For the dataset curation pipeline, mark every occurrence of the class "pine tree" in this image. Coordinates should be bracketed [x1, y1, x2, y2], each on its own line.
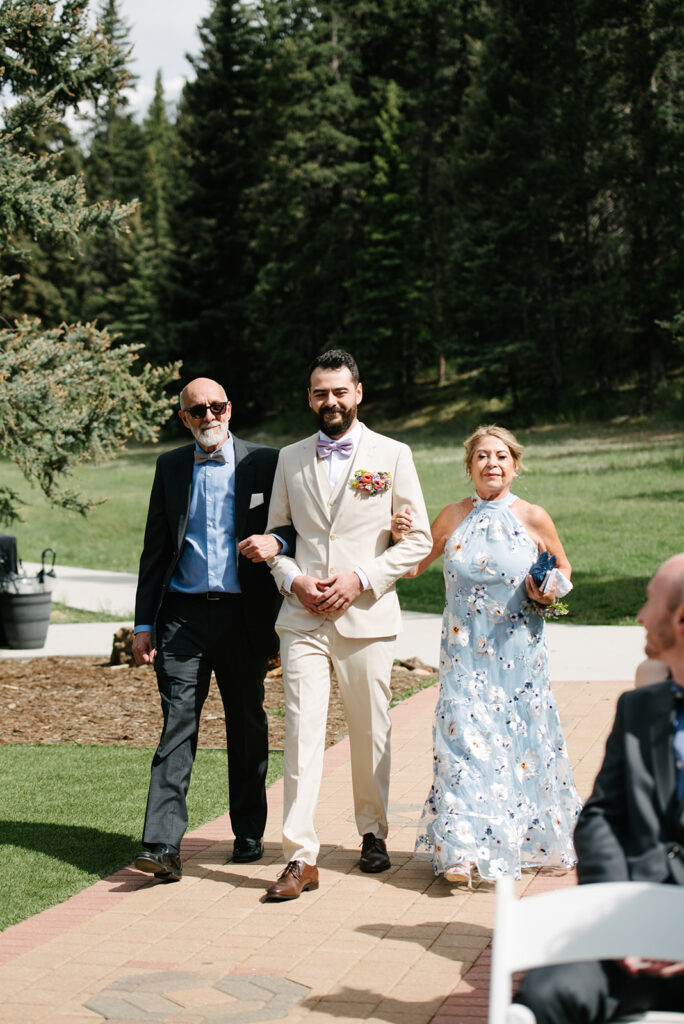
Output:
[243, 0, 365, 401]
[141, 71, 175, 257]
[78, 0, 145, 330]
[1, 119, 84, 326]
[611, 0, 684, 397]
[112, 71, 177, 359]
[168, 0, 267, 414]
[450, 0, 684, 414]
[343, 80, 426, 401]
[345, 0, 481, 381]
[0, 0, 178, 524]
[452, 0, 604, 414]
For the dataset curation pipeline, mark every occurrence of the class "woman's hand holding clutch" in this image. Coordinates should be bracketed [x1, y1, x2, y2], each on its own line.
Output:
[525, 572, 557, 605]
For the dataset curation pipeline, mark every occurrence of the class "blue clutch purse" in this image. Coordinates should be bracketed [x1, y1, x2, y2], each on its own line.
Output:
[529, 550, 556, 585]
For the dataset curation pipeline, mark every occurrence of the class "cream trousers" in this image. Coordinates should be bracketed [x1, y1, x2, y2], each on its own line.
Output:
[278, 620, 395, 865]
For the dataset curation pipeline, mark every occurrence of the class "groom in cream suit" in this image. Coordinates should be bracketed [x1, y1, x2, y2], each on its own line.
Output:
[264, 350, 431, 899]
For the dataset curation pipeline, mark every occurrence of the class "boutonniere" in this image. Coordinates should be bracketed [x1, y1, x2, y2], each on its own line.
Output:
[350, 470, 392, 495]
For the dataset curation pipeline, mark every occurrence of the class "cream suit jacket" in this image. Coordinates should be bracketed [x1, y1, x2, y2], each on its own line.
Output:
[266, 423, 431, 639]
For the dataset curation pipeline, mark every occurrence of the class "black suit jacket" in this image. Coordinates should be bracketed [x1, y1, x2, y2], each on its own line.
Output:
[134, 435, 293, 658]
[574, 680, 684, 886]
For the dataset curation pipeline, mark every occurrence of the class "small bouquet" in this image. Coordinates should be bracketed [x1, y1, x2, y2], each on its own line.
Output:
[538, 599, 569, 620]
[350, 469, 392, 495]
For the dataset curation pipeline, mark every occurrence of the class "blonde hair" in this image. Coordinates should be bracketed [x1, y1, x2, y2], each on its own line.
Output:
[463, 424, 526, 473]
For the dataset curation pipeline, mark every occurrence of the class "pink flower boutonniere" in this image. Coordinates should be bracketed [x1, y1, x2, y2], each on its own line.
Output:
[350, 470, 392, 496]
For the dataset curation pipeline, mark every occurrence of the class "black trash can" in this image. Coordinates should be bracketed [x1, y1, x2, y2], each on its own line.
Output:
[0, 548, 56, 650]
[0, 590, 52, 648]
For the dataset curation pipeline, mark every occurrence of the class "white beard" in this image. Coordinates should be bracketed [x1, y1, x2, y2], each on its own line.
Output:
[191, 421, 228, 450]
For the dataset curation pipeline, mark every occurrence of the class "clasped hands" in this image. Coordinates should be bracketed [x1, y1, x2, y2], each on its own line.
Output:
[291, 572, 362, 615]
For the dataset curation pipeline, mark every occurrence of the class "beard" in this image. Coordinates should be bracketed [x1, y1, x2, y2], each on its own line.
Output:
[644, 623, 675, 660]
[315, 404, 356, 438]
[190, 420, 228, 450]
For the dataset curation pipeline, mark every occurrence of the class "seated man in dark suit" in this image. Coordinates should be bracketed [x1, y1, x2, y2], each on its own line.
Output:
[515, 552, 684, 1023]
[131, 378, 293, 881]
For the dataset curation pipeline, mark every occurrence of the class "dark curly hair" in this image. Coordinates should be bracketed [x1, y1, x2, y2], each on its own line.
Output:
[308, 349, 360, 385]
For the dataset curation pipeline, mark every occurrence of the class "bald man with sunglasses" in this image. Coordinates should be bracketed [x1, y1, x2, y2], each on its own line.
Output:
[132, 378, 293, 881]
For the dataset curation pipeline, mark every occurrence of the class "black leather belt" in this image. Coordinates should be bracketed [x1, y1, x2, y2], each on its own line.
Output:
[169, 591, 240, 601]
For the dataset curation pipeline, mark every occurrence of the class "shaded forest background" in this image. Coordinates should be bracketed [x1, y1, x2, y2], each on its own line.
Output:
[3, 0, 684, 432]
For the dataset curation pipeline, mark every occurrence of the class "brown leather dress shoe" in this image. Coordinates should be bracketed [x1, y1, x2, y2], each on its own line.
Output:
[359, 833, 391, 873]
[266, 860, 319, 900]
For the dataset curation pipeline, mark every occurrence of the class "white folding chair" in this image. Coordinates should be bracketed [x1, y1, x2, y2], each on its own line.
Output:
[489, 876, 684, 1024]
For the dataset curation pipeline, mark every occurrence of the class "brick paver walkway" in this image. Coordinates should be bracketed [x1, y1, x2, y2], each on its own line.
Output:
[0, 677, 627, 1024]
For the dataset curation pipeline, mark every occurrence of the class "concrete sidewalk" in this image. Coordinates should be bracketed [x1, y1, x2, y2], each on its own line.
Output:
[22, 563, 138, 618]
[0, 671, 627, 1024]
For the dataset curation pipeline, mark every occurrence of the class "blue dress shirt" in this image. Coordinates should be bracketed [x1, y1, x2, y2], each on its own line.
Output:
[134, 438, 237, 634]
[170, 438, 240, 595]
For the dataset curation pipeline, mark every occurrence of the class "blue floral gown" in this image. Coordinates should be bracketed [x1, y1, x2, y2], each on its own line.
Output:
[414, 493, 581, 881]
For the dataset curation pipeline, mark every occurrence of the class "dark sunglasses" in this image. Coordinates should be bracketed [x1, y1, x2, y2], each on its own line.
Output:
[183, 401, 228, 419]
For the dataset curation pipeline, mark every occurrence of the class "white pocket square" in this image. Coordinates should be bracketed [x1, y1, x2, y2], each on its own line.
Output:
[249, 492, 264, 509]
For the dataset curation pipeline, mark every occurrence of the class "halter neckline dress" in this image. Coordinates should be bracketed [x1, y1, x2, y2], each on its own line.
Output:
[414, 492, 581, 880]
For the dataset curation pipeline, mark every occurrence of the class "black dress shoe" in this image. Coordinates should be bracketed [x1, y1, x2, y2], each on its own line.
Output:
[133, 845, 182, 882]
[359, 833, 391, 873]
[231, 836, 264, 863]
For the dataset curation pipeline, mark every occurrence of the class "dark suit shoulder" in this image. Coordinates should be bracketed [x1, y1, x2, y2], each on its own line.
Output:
[618, 680, 673, 714]
[154, 443, 195, 470]
[234, 434, 276, 450]
[233, 436, 281, 470]
[236, 438, 279, 456]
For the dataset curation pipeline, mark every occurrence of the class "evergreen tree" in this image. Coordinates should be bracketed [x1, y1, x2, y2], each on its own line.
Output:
[347, 0, 483, 380]
[168, 0, 267, 414]
[141, 71, 175, 257]
[83, 0, 144, 206]
[343, 80, 426, 400]
[0, 0, 178, 524]
[113, 71, 177, 359]
[1, 120, 84, 326]
[78, 0, 146, 330]
[244, 0, 479, 395]
[452, 0, 601, 414]
[610, 0, 684, 397]
[243, 0, 365, 401]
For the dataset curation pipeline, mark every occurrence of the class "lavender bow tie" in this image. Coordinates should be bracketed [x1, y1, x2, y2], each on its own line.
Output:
[194, 448, 226, 465]
[316, 436, 354, 459]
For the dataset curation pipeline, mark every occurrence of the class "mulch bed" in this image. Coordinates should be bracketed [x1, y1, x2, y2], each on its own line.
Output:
[0, 654, 437, 749]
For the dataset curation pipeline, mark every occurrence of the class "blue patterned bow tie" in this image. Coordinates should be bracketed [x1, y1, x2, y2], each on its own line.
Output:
[316, 436, 354, 459]
[194, 448, 226, 465]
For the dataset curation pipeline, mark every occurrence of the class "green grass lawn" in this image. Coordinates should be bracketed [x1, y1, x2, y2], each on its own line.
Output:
[0, 745, 284, 932]
[2, 420, 682, 624]
[1, 444, 172, 574]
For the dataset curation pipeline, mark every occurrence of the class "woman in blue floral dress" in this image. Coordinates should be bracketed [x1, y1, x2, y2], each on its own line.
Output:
[394, 425, 581, 883]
